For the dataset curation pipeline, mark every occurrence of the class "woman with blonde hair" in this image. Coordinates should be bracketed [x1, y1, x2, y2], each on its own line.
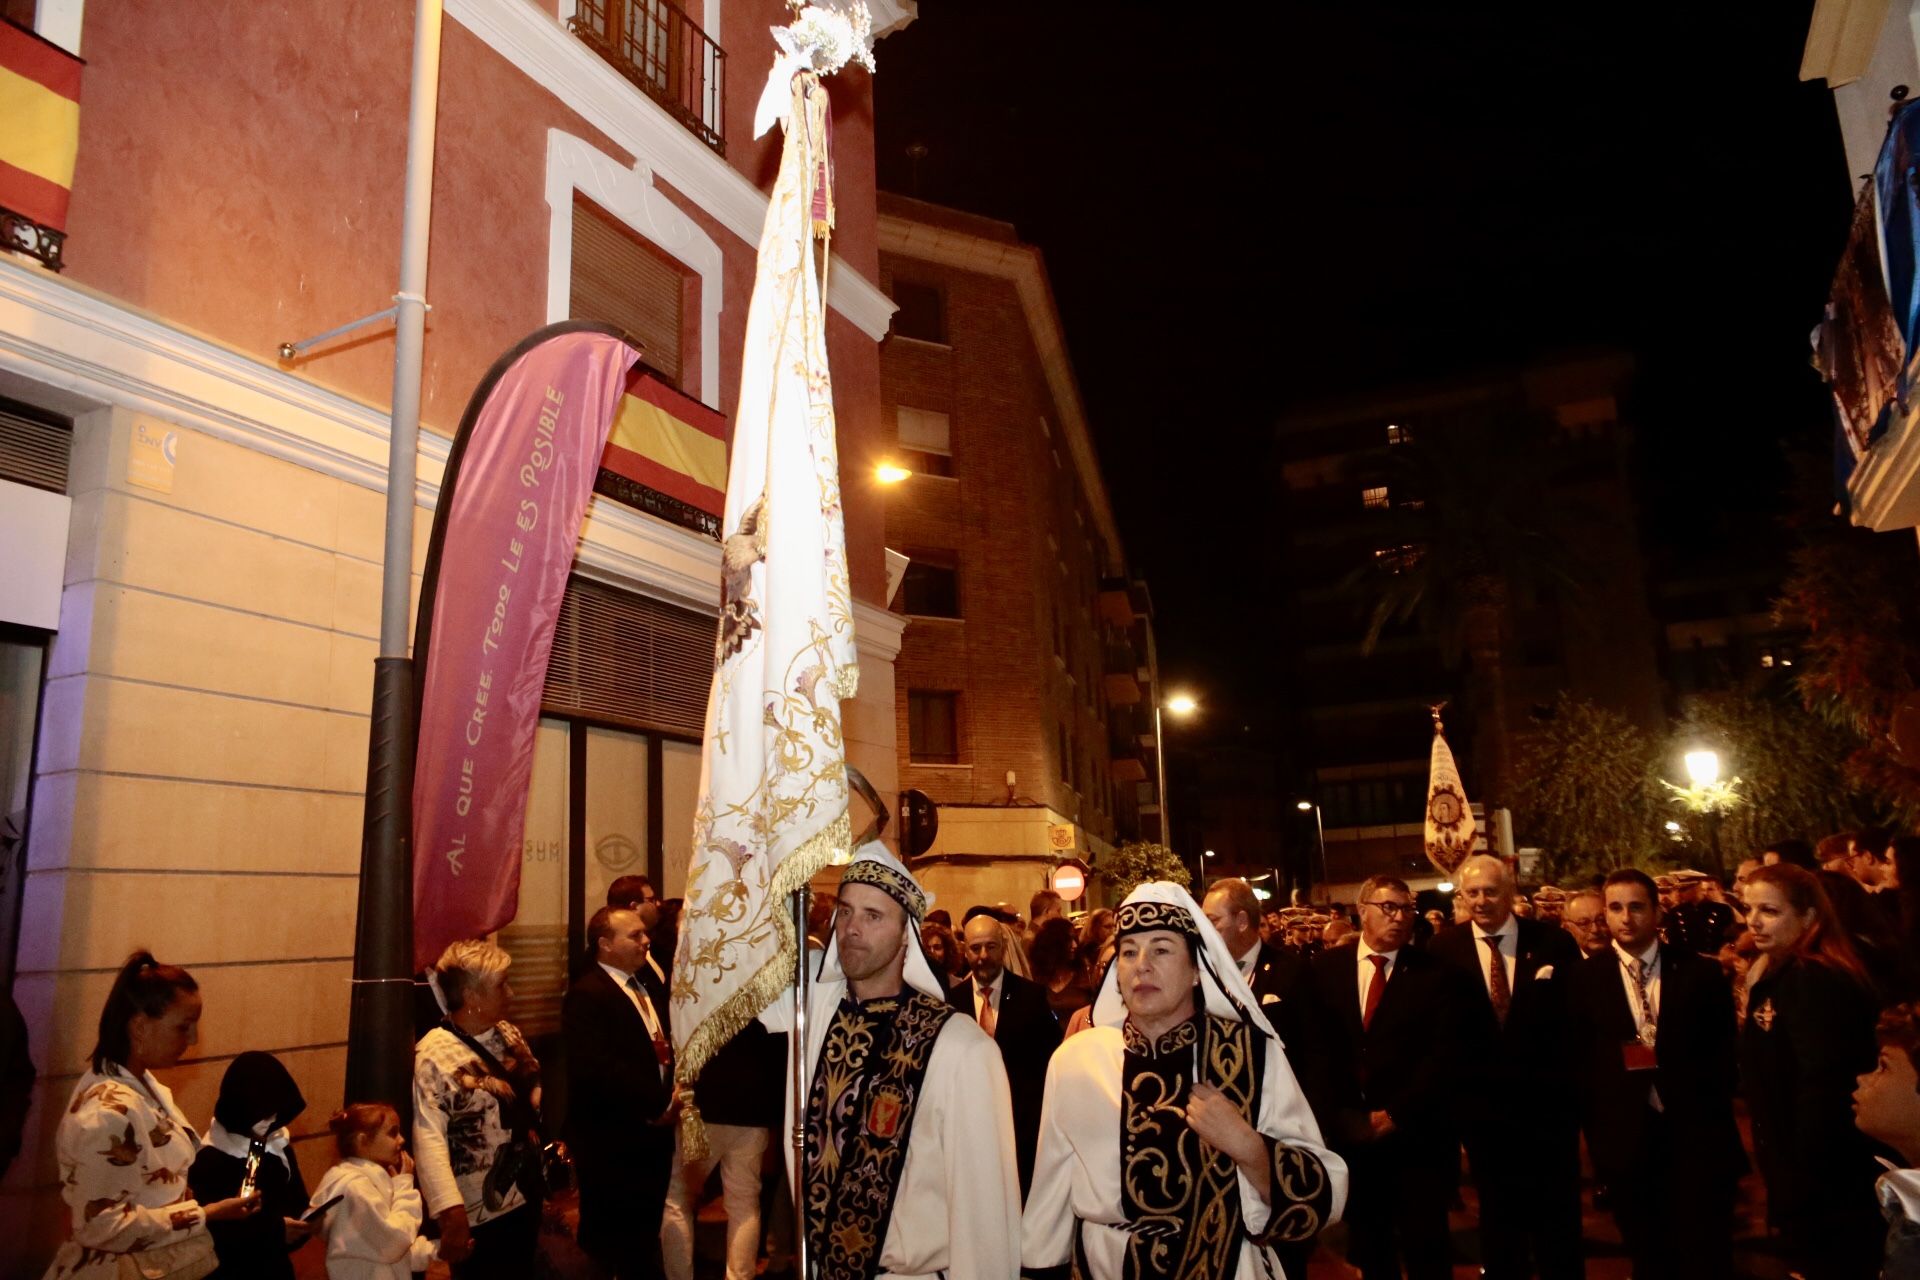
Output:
[1740, 863, 1881, 1279]
[413, 939, 543, 1278]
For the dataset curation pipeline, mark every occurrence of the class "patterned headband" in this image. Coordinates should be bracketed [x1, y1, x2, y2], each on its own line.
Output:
[1115, 900, 1200, 940]
[840, 859, 928, 921]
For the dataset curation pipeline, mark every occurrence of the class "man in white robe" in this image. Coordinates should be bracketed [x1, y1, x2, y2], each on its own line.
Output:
[1022, 883, 1349, 1280]
[787, 843, 1022, 1280]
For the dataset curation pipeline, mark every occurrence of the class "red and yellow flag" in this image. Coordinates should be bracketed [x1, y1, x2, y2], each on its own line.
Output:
[0, 21, 82, 232]
[603, 369, 728, 518]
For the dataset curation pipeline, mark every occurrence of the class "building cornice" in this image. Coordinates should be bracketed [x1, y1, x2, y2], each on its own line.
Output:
[0, 257, 905, 661]
[445, 0, 895, 341]
[876, 211, 1124, 571]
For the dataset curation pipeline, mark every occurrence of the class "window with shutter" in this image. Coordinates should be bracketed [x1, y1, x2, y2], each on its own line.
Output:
[542, 575, 711, 738]
[570, 197, 686, 390]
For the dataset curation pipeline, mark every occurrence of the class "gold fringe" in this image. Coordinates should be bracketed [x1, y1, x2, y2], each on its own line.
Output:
[678, 1096, 709, 1162]
[674, 809, 851, 1153]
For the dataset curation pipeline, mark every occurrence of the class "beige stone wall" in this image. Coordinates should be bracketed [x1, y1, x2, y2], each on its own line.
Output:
[3, 407, 430, 1266]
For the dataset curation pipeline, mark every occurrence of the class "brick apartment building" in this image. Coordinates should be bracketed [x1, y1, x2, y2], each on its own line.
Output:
[1273, 353, 1665, 894]
[874, 194, 1160, 914]
[0, 1, 912, 1268]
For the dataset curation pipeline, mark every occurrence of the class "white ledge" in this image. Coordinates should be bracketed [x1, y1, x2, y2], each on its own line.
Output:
[0, 257, 905, 653]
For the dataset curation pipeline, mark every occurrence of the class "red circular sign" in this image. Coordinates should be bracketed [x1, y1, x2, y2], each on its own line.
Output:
[1050, 861, 1087, 902]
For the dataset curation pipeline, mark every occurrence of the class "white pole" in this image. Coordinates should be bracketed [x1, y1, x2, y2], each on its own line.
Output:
[382, 0, 441, 654]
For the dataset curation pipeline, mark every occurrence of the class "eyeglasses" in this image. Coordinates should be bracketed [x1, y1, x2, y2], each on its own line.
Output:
[1361, 900, 1413, 919]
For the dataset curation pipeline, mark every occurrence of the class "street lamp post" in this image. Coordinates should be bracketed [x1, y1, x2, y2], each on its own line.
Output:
[1683, 748, 1725, 876]
[1153, 693, 1198, 873]
[1296, 799, 1325, 902]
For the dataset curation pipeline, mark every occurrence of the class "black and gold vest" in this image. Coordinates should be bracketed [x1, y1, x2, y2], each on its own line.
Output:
[1118, 1013, 1333, 1280]
[804, 989, 956, 1280]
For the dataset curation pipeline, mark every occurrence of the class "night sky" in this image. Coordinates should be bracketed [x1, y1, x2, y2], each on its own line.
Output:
[872, 2, 1854, 741]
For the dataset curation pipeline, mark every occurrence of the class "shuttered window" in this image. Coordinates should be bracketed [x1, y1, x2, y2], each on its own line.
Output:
[570, 198, 685, 390]
[542, 575, 712, 738]
[0, 400, 71, 494]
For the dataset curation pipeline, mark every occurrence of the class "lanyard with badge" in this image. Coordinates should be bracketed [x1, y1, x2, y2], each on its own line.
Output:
[1620, 953, 1658, 1072]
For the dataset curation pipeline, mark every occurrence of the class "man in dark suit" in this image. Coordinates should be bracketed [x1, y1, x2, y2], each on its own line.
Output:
[1429, 854, 1584, 1280]
[1310, 875, 1468, 1280]
[1569, 868, 1742, 1279]
[951, 912, 1060, 1195]
[564, 906, 679, 1279]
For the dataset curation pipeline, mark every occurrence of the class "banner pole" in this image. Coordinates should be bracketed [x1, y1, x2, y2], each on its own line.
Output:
[345, 0, 441, 1116]
[792, 885, 813, 1280]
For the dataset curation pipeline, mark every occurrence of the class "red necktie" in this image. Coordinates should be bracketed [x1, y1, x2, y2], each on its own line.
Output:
[1482, 934, 1511, 1025]
[1362, 954, 1388, 1030]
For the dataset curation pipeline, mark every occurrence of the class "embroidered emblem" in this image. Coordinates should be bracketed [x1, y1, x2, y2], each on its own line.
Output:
[863, 1088, 903, 1140]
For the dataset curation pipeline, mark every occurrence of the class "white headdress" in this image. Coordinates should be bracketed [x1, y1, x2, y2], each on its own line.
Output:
[798, 842, 945, 1072]
[1090, 881, 1279, 1043]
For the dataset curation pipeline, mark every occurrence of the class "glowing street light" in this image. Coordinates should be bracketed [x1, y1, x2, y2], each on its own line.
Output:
[1153, 693, 1200, 868]
[1203, 849, 1216, 859]
[1683, 749, 1721, 788]
[1295, 799, 1313, 812]
[875, 461, 913, 485]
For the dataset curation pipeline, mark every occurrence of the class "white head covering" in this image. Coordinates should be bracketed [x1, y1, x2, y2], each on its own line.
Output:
[800, 842, 947, 1081]
[1091, 881, 1279, 1044]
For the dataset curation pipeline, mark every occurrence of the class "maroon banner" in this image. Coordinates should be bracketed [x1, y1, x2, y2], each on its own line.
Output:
[412, 325, 640, 969]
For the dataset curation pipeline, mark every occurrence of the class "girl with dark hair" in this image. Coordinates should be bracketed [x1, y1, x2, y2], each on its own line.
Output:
[1739, 864, 1883, 1279]
[43, 951, 261, 1280]
[187, 1052, 316, 1278]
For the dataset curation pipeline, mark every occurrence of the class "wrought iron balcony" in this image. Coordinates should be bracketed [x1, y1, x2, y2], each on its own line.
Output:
[571, 0, 726, 155]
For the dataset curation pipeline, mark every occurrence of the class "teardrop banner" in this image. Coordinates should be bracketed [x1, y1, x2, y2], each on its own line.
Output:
[410, 322, 641, 970]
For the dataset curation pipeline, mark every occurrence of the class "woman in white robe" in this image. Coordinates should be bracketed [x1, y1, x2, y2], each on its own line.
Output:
[1021, 884, 1348, 1280]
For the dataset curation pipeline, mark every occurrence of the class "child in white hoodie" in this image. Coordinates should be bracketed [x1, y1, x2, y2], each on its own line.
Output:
[309, 1102, 438, 1280]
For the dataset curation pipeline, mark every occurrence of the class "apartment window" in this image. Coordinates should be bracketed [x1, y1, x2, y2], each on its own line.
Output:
[1386, 422, 1408, 445]
[909, 691, 961, 764]
[900, 554, 960, 619]
[896, 405, 954, 478]
[891, 280, 946, 343]
[1361, 485, 1389, 510]
[571, 197, 689, 389]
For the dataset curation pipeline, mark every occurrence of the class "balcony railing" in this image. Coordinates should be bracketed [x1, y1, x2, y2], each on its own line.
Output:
[571, 0, 726, 155]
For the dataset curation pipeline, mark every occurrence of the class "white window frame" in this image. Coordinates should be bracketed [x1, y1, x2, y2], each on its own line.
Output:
[544, 129, 722, 404]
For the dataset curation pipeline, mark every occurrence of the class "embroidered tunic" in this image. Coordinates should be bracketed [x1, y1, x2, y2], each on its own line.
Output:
[799, 991, 1022, 1279]
[1022, 1016, 1347, 1280]
[43, 1066, 209, 1280]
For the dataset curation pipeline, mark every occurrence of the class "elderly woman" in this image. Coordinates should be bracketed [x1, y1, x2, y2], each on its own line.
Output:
[413, 940, 543, 1279]
[44, 951, 261, 1280]
[1022, 884, 1347, 1279]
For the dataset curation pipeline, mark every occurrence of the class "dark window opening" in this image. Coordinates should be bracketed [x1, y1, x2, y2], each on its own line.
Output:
[909, 691, 961, 764]
[891, 280, 946, 344]
[900, 557, 960, 619]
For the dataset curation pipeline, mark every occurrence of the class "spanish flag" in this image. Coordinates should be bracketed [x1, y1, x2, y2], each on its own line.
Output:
[604, 368, 728, 519]
[0, 20, 81, 233]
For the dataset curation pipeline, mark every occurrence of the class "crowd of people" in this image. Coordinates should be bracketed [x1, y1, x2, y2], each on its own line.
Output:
[33, 831, 1920, 1280]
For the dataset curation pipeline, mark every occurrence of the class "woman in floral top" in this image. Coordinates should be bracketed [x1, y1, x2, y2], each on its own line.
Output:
[43, 951, 262, 1280]
[413, 939, 542, 1278]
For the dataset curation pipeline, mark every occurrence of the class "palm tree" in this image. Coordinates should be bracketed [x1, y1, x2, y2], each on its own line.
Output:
[1348, 413, 1594, 808]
